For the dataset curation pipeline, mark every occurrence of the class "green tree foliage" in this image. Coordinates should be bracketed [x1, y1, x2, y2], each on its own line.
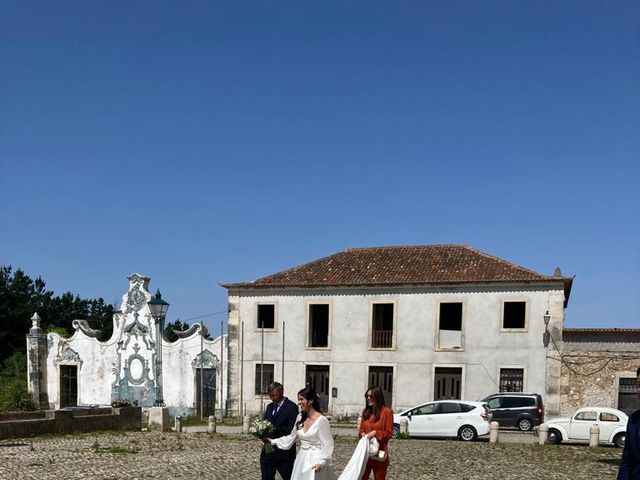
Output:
[164, 319, 213, 342]
[164, 319, 191, 342]
[0, 266, 116, 364]
[0, 352, 36, 411]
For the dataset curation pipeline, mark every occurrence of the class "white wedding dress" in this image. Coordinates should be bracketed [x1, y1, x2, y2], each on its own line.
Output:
[270, 414, 337, 480]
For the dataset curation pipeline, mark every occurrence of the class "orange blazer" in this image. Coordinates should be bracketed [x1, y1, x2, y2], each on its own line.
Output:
[358, 405, 393, 451]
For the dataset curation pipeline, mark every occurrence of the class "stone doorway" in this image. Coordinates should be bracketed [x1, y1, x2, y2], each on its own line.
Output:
[368, 366, 393, 406]
[434, 367, 462, 400]
[60, 365, 78, 408]
[306, 365, 330, 412]
[195, 368, 216, 417]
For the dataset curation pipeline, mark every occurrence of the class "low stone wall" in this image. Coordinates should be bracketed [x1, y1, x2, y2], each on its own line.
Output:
[0, 407, 141, 440]
[558, 351, 638, 414]
[0, 411, 47, 422]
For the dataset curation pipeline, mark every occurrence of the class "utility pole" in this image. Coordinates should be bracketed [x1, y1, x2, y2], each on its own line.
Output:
[220, 319, 224, 418]
[200, 320, 204, 419]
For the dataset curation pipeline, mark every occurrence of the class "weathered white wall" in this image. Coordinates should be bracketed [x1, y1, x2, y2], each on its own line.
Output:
[227, 283, 567, 417]
[40, 274, 228, 417]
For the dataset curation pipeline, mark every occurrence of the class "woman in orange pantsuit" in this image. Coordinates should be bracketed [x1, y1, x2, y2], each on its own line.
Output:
[358, 386, 393, 480]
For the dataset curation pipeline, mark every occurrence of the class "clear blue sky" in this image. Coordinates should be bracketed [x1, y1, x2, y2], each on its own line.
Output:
[1, 1, 638, 337]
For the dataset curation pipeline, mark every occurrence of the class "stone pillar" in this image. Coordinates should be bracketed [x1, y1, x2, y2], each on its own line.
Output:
[489, 421, 500, 443]
[242, 414, 250, 434]
[26, 313, 49, 409]
[589, 425, 600, 447]
[544, 291, 565, 418]
[148, 406, 170, 431]
[400, 417, 408, 435]
[226, 295, 241, 416]
[538, 423, 548, 445]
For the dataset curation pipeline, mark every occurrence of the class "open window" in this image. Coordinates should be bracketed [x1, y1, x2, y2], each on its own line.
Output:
[437, 302, 463, 349]
[502, 301, 526, 330]
[371, 303, 394, 349]
[257, 304, 275, 329]
[308, 304, 329, 348]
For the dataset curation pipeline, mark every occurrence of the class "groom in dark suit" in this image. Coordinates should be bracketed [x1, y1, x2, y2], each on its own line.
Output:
[618, 367, 640, 480]
[261, 382, 299, 480]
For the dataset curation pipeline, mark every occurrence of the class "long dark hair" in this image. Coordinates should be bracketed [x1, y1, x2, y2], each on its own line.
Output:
[296, 387, 322, 429]
[362, 386, 386, 421]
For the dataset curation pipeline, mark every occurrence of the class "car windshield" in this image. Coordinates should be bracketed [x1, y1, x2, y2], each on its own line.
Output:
[574, 411, 598, 421]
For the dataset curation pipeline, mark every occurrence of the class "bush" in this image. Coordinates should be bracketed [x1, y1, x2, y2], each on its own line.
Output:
[0, 352, 37, 412]
[0, 378, 37, 411]
[45, 325, 70, 337]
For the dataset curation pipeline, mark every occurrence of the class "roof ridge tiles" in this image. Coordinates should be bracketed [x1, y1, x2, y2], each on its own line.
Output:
[222, 244, 573, 295]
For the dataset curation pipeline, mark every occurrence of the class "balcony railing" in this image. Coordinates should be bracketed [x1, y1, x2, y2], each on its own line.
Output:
[372, 329, 393, 348]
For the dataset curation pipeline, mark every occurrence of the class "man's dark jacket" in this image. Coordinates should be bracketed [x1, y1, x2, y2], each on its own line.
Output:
[619, 409, 640, 479]
[263, 397, 298, 461]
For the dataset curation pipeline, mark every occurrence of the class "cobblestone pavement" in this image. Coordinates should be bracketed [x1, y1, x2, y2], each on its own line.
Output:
[0, 431, 621, 480]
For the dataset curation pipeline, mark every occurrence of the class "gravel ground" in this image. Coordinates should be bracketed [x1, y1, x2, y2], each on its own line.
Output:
[0, 431, 622, 480]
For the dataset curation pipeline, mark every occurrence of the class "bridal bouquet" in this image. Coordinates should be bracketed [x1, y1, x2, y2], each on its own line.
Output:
[249, 417, 275, 454]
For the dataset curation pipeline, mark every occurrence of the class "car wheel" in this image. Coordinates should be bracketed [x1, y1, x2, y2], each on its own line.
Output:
[548, 428, 562, 445]
[517, 418, 533, 431]
[458, 425, 477, 442]
[613, 433, 626, 448]
[392, 424, 400, 438]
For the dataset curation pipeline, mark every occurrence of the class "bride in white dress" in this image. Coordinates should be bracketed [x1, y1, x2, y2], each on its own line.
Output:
[269, 387, 337, 480]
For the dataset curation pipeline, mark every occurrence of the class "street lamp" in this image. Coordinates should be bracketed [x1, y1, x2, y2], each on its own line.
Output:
[543, 310, 551, 348]
[148, 289, 169, 406]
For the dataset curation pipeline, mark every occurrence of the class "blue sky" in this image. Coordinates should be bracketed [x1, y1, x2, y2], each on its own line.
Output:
[1, 1, 638, 337]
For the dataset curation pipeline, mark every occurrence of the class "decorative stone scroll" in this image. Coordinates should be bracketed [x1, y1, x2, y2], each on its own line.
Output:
[56, 346, 83, 369]
[192, 350, 219, 369]
[172, 323, 208, 339]
[72, 319, 103, 339]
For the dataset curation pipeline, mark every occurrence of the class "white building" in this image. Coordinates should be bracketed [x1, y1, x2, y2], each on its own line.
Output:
[223, 245, 572, 417]
[27, 273, 228, 417]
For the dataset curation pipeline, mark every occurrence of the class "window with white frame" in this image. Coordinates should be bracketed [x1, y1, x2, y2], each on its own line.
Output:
[257, 304, 275, 329]
[438, 302, 463, 349]
[308, 303, 329, 348]
[502, 301, 526, 329]
[371, 303, 394, 348]
[255, 363, 274, 395]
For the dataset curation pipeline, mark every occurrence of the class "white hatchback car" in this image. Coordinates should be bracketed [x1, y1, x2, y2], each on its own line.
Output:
[546, 407, 627, 448]
[392, 400, 492, 441]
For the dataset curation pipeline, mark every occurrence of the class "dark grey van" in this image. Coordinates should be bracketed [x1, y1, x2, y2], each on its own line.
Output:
[481, 393, 544, 431]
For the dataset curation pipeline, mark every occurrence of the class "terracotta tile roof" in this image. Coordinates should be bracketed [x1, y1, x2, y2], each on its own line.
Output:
[564, 328, 640, 333]
[563, 328, 640, 343]
[222, 245, 573, 294]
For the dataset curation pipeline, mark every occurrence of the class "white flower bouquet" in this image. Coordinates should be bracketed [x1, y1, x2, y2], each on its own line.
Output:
[249, 417, 276, 454]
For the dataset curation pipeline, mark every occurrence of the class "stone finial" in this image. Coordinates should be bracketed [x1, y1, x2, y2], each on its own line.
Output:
[30, 312, 43, 334]
[553, 267, 563, 277]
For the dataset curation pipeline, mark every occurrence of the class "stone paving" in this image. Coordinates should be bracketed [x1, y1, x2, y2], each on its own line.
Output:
[0, 430, 622, 479]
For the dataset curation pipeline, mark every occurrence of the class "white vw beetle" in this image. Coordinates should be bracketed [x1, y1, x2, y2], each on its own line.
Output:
[546, 407, 627, 448]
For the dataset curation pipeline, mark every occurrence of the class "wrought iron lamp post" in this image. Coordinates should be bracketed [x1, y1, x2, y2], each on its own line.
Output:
[148, 289, 170, 406]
